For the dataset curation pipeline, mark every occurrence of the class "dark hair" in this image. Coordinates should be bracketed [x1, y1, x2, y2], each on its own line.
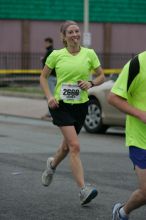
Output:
[44, 37, 53, 44]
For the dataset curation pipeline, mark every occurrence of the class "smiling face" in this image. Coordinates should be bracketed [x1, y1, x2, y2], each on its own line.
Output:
[63, 24, 81, 47]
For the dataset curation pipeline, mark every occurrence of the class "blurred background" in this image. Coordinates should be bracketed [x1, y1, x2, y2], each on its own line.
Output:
[0, 0, 146, 87]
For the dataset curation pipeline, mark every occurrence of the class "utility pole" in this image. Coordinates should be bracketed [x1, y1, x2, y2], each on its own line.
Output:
[83, 0, 91, 48]
[21, 20, 30, 69]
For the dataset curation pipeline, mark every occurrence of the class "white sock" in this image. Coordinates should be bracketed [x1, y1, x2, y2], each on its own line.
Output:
[50, 161, 55, 170]
[80, 185, 86, 190]
[119, 207, 128, 218]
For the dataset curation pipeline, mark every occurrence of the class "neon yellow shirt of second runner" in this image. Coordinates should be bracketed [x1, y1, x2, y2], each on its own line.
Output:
[45, 47, 100, 104]
[111, 51, 146, 149]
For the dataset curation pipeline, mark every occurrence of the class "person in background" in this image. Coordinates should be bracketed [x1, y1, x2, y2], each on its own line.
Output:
[40, 20, 105, 205]
[108, 51, 146, 220]
[41, 37, 57, 120]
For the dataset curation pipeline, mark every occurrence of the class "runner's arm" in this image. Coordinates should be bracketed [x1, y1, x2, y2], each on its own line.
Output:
[108, 92, 146, 123]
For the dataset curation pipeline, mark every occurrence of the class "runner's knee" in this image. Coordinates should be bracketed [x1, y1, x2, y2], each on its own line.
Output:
[68, 141, 80, 153]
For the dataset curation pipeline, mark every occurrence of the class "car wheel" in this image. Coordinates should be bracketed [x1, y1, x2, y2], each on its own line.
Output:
[84, 98, 108, 133]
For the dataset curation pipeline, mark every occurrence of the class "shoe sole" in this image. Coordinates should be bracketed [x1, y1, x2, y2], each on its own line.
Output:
[42, 157, 54, 187]
[42, 170, 50, 187]
[42, 170, 54, 187]
[81, 189, 98, 205]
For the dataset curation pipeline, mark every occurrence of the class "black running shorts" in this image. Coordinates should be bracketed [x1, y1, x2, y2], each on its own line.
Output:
[49, 100, 88, 134]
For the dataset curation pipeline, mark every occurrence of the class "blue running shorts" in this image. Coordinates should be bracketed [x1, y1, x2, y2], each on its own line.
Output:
[129, 146, 146, 169]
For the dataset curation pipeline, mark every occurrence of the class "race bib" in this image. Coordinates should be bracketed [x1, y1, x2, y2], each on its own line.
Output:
[60, 83, 81, 100]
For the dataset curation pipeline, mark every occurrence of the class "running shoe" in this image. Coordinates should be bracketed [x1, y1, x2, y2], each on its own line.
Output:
[79, 185, 98, 205]
[42, 157, 55, 186]
[112, 203, 129, 220]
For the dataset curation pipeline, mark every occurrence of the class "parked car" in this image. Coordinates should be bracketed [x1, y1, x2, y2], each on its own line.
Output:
[84, 74, 126, 133]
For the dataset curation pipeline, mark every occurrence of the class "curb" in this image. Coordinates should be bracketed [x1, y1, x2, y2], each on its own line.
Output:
[0, 92, 45, 100]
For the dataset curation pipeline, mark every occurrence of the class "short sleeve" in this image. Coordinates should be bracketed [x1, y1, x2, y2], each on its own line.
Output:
[89, 49, 101, 70]
[45, 50, 57, 69]
[111, 62, 130, 99]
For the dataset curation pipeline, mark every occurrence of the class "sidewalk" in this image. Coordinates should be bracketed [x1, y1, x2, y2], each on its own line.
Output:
[0, 95, 48, 119]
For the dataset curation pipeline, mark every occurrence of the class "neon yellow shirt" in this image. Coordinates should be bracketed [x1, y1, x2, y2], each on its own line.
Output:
[45, 47, 100, 104]
[111, 51, 146, 149]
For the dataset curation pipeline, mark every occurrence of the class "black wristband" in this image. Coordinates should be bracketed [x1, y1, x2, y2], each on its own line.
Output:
[88, 80, 94, 87]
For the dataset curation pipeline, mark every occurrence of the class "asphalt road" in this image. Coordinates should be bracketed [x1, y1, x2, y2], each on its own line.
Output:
[0, 114, 145, 220]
